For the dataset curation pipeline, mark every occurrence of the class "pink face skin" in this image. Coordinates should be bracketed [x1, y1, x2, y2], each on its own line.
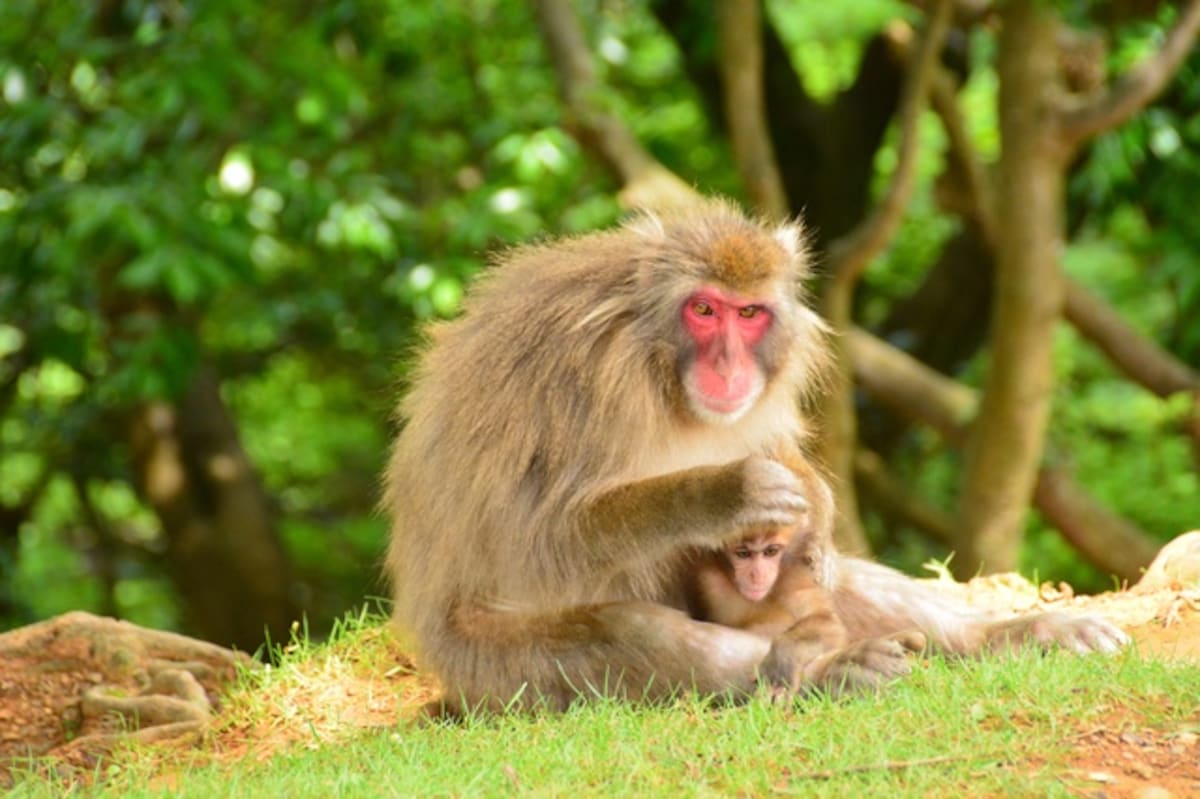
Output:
[727, 535, 786, 602]
[680, 288, 774, 423]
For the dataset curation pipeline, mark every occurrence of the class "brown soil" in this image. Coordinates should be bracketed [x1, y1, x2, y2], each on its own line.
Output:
[1, 576, 1197, 793]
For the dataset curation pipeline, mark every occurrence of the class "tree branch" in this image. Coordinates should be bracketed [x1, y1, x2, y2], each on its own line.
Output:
[1057, 0, 1200, 149]
[919, 13, 1199, 402]
[1064, 280, 1200, 397]
[926, 58, 1199, 395]
[716, 0, 788, 219]
[848, 327, 1159, 581]
[855, 448, 956, 546]
[848, 328, 976, 444]
[825, 0, 952, 284]
[1033, 466, 1160, 580]
[1065, 280, 1200, 457]
[530, 0, 698, 211]
[928, 65, 998, 247]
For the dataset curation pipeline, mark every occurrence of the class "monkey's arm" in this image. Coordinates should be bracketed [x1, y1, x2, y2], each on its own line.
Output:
[686, 560, 743, 626]
[755, 585, 847, 650]
[578, 456, 806, 563]
[741, 604, 826, 640]
[754, 563, 930, 699]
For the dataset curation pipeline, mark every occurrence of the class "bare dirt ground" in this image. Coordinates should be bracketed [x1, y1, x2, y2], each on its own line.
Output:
[1, 535, 1198, 794]
[929, 568, 1200, 798]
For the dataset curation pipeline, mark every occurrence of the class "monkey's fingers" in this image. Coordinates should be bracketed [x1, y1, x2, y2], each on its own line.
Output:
[847, 636, 918, 679]
[742, 457, 809, 506]
[817, 662, 897, 698]
[1054, 615, 1125, 653]
[733, 458, 810, 531]
[1084, 618, 1130, 653]
[732, 508, 802, 530]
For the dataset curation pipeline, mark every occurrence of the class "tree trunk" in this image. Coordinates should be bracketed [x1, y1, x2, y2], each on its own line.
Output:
[955, 1, 1067, 576]
[715, 0, 788, 219]
[128, 365, 298, 652]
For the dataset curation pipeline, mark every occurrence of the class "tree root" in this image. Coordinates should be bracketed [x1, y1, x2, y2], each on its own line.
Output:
[0, 611, 257, 772]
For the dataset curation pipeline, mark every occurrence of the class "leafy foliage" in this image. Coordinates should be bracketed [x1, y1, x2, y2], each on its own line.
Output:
[0, 0, 620, 633]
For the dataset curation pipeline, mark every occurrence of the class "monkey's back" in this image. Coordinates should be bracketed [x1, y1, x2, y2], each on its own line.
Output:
[384, 231, 668, 640]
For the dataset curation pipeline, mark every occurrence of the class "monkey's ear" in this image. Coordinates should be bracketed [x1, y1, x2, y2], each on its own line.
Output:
[626, 211, 666, 241]
[773, 222, 805, 259]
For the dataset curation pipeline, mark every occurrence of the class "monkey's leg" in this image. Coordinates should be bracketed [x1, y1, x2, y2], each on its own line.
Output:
[589, 602, 776, 698]
[831, 557, 1128, 655]
[579, 604, 922, 705]
[439, 601, 772, 713]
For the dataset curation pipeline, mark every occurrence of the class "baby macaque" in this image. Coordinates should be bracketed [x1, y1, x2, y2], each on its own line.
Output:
[690, 527, 840, 634]
[688, 522, 849, 693]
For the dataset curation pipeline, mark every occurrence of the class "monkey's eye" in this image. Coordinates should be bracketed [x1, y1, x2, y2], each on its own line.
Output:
[692, 300, 715, 317]
[764, 545, 783, 558]
[738, 305, 763, 319]
[732, 548, 752, 560]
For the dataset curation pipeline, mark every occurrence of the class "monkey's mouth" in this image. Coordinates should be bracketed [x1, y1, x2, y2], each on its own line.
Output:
[743, 586, 770, 602]
[685, 376, 765, 425]
[699, 393, 752, 415]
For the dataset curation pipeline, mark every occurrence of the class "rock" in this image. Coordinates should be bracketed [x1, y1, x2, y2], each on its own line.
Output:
[1133, 787, 1173, 799]
[1135, 531, 1200, 592]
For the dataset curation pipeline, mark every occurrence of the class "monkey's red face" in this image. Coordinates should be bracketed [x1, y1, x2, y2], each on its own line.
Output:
[681, 288, 774, 423]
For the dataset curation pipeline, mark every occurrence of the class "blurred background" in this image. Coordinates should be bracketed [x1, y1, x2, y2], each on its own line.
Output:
[1, 0, 1197, 652]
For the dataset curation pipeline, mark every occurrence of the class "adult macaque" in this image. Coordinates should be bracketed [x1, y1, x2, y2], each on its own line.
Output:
[384, 201, 1127, 713]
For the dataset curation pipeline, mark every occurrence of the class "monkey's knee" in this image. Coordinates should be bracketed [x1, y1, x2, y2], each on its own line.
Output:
[892, 630, 928, 653]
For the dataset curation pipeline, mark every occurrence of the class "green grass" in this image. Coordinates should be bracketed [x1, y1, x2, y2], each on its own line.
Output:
[7, 623, 1200, 798]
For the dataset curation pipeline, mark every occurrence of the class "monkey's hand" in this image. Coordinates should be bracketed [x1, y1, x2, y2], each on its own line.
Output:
[731, 456, 809, 533]
[760, 631, 926, 701]
[981, 612, 1129, 655]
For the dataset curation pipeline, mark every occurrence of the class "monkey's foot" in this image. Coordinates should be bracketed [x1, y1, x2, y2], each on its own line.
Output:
[761, 631, 925, 700]
[982, 612, 1129, 655]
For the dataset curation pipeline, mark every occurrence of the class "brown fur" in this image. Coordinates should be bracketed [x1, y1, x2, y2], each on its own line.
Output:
[709, 231, 786, 288]
[384, 201, 1129, 713]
